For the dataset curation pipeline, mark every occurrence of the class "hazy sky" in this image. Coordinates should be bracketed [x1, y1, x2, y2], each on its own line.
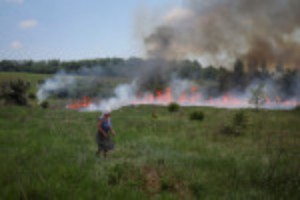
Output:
[0, 0, 180, 60]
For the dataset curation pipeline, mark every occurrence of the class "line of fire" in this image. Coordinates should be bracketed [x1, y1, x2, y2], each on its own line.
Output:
[67, 86, 299, 110]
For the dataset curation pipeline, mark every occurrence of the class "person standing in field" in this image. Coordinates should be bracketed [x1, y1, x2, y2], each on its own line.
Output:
[96, 111, 116, 158]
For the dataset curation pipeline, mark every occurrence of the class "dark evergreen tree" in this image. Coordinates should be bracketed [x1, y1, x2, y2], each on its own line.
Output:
[232, 59, 246, 91]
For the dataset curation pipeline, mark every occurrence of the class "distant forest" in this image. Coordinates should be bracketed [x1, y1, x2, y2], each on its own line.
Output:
[0, 58, 124, 74]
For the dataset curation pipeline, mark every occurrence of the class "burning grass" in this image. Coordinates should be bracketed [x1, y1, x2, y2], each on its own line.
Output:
[67, 87, 299, 111]
[0, 105, 299, 199]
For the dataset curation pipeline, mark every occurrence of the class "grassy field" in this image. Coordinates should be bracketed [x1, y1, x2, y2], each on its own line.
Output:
[0, 105, 299, 200]
[0, 72, 50, 84]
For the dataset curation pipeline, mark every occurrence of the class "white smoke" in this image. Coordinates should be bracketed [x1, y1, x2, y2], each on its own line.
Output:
[84, 81, 138, 112]
[37, 71, 75, 102]
[84, 76, 298, 112]
[83, 78, 197, 112]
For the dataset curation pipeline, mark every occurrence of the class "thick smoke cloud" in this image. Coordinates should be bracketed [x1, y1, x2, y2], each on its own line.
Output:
[145, 0, 300, 68]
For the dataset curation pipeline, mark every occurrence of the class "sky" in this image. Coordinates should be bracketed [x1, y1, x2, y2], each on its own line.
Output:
[0, 0, 181, 60]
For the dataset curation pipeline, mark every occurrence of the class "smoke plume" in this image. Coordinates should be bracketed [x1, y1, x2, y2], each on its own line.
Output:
[37, 71, 75, 102]
[36, 0, 300, 112]
[144, 0, 300, 68]
[85, 81, 138, 112]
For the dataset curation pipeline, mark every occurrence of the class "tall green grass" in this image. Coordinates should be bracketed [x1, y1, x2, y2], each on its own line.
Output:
[0, 105, 299, 199]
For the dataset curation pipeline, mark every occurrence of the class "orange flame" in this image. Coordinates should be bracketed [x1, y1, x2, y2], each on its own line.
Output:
[66, 88, 299, 110]
[67, 96, 91, 109]
[130, 87, 298, 109]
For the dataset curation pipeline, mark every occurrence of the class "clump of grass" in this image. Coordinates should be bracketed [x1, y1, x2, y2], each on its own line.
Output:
[217, 110, 248, 136]
[189, 111, 205, 121]
[141, 166, 188, 197]
[107, 162, 142, 187]
[218, 124, 237, 135]
[168, 102, 180, 112]
[189, 181, 205, 199]
[40, 101, 49, 109]
[152, 112, 159, 119]
[28, 92, 36, 100]
[107, 163, 127, 185]
[233, 110, 248, 128]
[232, 110, 248, 135]
[160, 176, 176, 192]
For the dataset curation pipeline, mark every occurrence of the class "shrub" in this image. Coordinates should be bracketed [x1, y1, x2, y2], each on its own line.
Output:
[217, 111, 248, 136]
[249, 83, 266, 110]
[152, 112, 159, 119]
[294, 105, 300, 112]
[40, 101, 49, 109]
[233, 110, 248, 128]
[168, 102, 180, 112]
[28, 92, 36, 100]
[0, 79, 30, 106]
[190, 111, 205, 121]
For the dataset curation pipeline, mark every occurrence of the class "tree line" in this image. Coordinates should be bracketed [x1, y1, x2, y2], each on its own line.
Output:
[0, 58, 124, 74]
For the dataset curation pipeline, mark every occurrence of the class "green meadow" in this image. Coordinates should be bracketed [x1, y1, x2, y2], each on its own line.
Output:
[0, 72, 299, 199]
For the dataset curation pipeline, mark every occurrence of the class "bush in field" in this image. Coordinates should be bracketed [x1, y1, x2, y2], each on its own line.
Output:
[218, 111, 248, 136]
[294, 105, 300, 117]
[0, 79, 30, 106]
[233, 110, 248, 135]
[294, 105, 300, 112]
[40, 101, 49, 109]
[233, 110, 248, 128]
[168, 102, 180, 112]
[190, 111, 205, 121]
[28, 92, 36, 100]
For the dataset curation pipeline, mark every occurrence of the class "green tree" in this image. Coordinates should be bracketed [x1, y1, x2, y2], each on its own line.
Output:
[278, 69, 298, 97]
[178, 60, 202, 80]
[249, 83, 266, 110]
[218, 67, 231, 93]
[232, 59, 246, 91]
[202, 66, 219, 81]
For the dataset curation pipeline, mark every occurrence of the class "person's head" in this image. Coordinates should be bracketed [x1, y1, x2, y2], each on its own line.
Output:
[102, 111, 111, 119]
